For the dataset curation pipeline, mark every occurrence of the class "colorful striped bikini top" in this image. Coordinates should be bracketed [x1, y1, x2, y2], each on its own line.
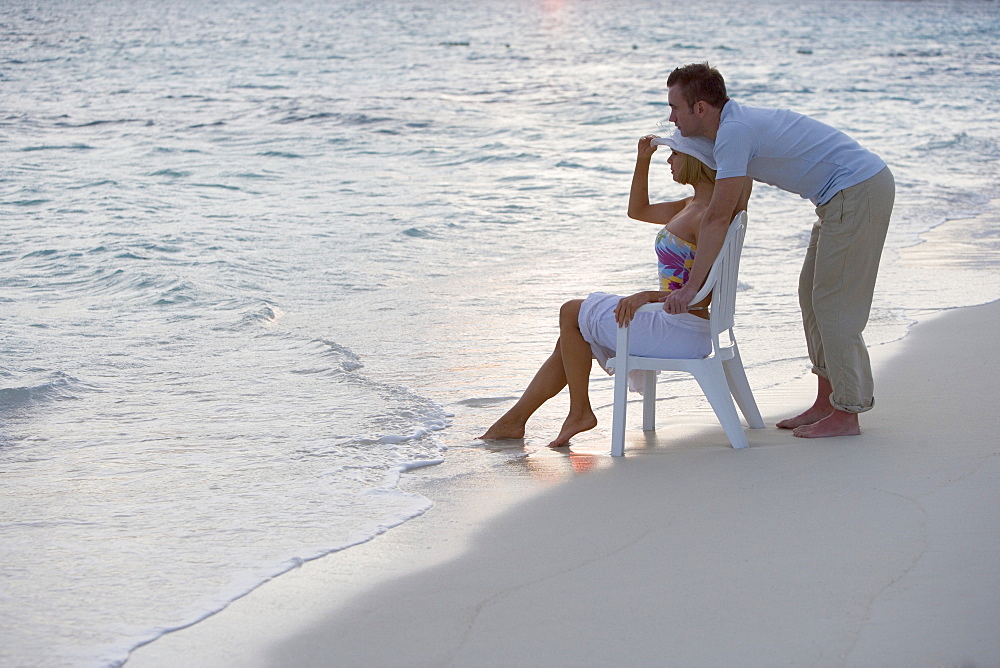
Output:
[655, 227, 696, 292]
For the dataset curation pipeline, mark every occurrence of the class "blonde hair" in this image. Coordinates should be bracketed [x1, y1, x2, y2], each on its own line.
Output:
[674, 152, 717, 186]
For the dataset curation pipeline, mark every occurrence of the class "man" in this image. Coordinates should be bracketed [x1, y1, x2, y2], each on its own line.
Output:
[661, 63, 895, 438]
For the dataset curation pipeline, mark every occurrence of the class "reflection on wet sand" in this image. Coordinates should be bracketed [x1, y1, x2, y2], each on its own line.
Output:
[478, 436, 613, 483]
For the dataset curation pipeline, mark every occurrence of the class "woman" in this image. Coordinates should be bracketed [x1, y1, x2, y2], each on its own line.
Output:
[481, 131, 747, 447]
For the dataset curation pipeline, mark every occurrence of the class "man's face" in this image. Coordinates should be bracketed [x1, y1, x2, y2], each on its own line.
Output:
[667, 86, 699, 137]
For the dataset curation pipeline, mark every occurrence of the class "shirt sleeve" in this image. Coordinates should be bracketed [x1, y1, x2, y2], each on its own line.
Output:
[714, 121, 757, 180]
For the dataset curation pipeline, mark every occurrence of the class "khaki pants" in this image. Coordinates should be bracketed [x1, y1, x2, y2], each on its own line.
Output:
[799, 166, 895, 413]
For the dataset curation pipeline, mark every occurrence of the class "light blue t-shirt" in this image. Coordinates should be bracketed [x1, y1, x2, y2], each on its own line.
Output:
[714, 100, 886, 205]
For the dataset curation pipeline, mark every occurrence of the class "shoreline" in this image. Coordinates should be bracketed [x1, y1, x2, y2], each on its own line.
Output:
[128, 298, 1000, 666]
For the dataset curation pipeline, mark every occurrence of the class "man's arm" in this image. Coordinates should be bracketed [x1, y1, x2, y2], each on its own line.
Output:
[737, 176, 753, 215]
[661, 176, 747, 314]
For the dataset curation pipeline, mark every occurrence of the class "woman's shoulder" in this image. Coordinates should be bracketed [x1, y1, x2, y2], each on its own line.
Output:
[668, 198, 707, 225]
[678, 196, 706, 212]
[663, 200, 704, 245]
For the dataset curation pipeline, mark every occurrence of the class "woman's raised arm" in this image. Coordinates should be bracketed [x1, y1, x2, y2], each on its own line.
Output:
[627, 135, 689, 224]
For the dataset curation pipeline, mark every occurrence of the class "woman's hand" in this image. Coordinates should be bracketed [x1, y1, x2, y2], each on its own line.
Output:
[637, 134, 659, 160]
[615, 291, 654, 327]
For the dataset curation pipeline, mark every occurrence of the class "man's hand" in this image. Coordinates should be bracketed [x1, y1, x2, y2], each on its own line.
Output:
[661, 284, 696, 315]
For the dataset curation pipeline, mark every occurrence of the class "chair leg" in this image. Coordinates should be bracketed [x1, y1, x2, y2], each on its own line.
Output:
[611, 363, 630, 457]
[642, 370, 657, 431]
[693, 362, 750, 449]
[723, 344, 765, 429]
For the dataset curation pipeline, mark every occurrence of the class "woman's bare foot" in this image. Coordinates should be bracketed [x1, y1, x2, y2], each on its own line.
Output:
[792, 410, 861, 438]
[480, 416, 526, 440]
[548, 410, 598, 448]
[776, 406, 833, 429]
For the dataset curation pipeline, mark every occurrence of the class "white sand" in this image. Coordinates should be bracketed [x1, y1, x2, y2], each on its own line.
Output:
[128, 300, 1000, 667]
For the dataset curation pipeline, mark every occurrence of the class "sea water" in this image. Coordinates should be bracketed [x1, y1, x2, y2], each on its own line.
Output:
[2, 0, 998, 664]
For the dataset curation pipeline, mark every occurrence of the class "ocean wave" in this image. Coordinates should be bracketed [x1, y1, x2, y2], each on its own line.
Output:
[19, 143, 93, 151]
[21, 248, 59, 259]
[918, 131, 1000, 158]
[4, 198, 51, 207]
[440, 151, 542, 166]
[402, 227, 434, 238]
[289, 344, 453, 460]
[889, 48, 944, 58]
[276, 112, 395, 126]
[149, 169, 192, 178]
[52, 118, 147, 128]
[257, 150, 304, 159]
[66, 179, 116, 190]
[153, 281, 198, 306]
[13, 243, 225, 308]
[230, 83, 289, 90]
[0, 372, 97, 409]
[455, 396, 520, 408]
[554, 160, 630, 174]
[232, 171, 277, 180]
[191, 182, 242, 191]
[309, 418, 450, 457]
[311, 339, 363, 372]
[231, 302, 285, 330]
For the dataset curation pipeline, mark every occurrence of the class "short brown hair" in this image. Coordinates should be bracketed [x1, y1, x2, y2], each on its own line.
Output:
[673, 151, 717, 186]
[667, 63, 729, 109]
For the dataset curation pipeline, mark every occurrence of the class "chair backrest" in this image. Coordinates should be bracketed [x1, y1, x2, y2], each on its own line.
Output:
[688, 211, 747, 352]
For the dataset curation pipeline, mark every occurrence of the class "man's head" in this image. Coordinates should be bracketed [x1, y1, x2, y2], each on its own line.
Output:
[666, 63, 728, 138]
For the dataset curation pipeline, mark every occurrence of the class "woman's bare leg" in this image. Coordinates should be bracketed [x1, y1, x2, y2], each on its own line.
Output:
[549, 299, 598, 447]
[480, 342, 568, 439]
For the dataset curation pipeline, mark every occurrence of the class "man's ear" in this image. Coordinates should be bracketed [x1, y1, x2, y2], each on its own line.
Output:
[693, 100, 709, 118]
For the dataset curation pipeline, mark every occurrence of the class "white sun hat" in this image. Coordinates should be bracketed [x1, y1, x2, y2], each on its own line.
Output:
[651, 131, 716, 169]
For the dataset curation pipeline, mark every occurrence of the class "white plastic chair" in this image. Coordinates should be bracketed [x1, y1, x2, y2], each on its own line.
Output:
[607, 211, 764, 456]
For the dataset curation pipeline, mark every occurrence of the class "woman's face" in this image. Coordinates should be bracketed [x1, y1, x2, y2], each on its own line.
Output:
[668, 150, 682, 183]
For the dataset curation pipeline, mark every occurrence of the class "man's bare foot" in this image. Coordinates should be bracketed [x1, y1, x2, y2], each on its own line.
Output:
[548, 411, 598, 448]
[792, 410, 860, 438]
[479, 416, 526, 440]
[776, 406, 833, 429]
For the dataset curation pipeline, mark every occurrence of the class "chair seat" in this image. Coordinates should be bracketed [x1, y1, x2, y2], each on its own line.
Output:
[614, 344, 737, 371]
